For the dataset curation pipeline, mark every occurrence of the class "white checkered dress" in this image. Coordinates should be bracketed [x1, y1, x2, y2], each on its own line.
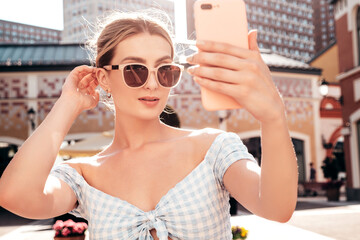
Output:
[50, 132, 256, 240]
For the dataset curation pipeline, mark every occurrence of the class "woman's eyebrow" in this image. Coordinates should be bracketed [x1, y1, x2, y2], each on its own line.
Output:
[155, 55, 172, 64]
[120, 55, 172, 64]
[120, 56, 146, 63]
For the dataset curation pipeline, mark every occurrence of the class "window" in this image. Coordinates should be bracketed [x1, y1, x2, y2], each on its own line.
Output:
[357, 7, 360, 66]
[357, 120, 360, 176]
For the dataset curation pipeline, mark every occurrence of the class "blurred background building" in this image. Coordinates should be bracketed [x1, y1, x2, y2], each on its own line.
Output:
[1, 0, 360, 201]
[186, 0, 335, 62]
[0, 20, 61, 44]
[312, 0, 336, 54]
[330, 0, 360, 201]
[61, 0, 175, 43]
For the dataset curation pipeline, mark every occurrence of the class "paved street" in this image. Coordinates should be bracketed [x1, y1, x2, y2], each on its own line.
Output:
[233, 196, 360, 240]
[0, 196, 359, 240]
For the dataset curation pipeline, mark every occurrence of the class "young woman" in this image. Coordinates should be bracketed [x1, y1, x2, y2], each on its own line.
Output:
[0, 11, 298, 240]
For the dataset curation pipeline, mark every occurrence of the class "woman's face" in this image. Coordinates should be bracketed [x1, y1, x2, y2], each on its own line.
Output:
[107, 33, 173, 120]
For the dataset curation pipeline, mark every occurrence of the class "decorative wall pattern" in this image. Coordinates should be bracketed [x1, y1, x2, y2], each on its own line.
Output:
[0, 102, 28, 139]
[0, 76, 27, 98]
[37, 100, 56, 121]
[167, 95, 218, 129]
[74, 103, 114, 132]
[273, 76, 312, 98]
[37, 100, 115, 133]
[171, 73, 200, 95]
[285, 100, 314, 127]
[38, 76, 65, 98]
[0, 71, 318, 152]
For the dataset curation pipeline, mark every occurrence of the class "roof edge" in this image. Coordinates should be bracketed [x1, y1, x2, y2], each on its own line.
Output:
[308, 40, 337, 64]
[269, 66, 322, 75]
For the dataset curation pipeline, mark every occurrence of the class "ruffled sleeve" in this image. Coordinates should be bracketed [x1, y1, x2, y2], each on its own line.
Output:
[212, 132, 257, 188]
[49, 164, 87, 219]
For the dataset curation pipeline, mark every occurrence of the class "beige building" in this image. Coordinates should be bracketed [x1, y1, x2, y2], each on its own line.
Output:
[0, 44, 322, 185]
[309, 40, 344, 183]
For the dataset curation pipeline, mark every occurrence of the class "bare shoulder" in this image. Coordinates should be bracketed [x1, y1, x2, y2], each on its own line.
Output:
[187, 128, 225, 151]
[57, 156, 98, 176]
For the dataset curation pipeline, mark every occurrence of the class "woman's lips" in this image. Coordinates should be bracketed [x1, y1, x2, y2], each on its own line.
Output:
[138, 96, 160, 106]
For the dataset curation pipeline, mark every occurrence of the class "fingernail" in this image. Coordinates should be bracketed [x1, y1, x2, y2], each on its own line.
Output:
[187, 67, 194, 74]
[186, 55, 194, 63]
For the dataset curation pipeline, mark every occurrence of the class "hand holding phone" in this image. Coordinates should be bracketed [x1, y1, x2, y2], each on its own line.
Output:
[193, 0, 249, 111]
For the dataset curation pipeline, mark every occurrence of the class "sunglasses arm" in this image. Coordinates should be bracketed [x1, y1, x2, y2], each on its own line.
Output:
[102, 65, 119, 70]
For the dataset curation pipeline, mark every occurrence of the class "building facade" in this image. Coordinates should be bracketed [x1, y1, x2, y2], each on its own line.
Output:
[312, 0, 336, 54]
[0, 43, 323, 187]
[331, 0, 360, 201]
[309, 40, 344, 185]
[62, 0, 175, 43]
[0, 20, 61, 44]
[186, 0, 315, 62]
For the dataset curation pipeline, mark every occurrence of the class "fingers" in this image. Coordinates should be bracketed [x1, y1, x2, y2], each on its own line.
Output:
[78, 72, 98, 89]
[187, 52, 245, 70]
[187, 60, 264, 85]
[195, 35, 260, 61]
[193, 76, 245, 98]
[188, 65, 237, 84]
[248, 30, 259, 51]
[71, 65, 96, 81]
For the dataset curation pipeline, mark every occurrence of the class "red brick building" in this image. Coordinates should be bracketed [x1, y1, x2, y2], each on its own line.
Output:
[0, 20, 61, 44]
[312, 0, 336, 54]
[331, 0, 360, 201]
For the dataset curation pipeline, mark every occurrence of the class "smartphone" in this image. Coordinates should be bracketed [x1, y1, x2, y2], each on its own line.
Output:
[194, 0, 249, 111]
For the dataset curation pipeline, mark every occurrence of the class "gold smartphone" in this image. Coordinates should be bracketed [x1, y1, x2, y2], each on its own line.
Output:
[194, 0, 249, 111]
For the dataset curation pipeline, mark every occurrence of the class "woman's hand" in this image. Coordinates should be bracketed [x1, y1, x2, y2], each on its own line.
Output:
[186, 30, 285, 124]
[60, 65, 100, 113]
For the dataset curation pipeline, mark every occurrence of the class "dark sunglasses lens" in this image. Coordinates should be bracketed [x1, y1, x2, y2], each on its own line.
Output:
[157, 65, 181, 87]
[123, 64, 148, 87]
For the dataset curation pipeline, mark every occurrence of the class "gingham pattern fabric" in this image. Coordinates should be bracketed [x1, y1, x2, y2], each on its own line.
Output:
[50, 132, 256, 240]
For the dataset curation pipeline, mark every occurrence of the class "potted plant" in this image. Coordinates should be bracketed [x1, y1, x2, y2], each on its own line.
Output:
[321, 156, 343, 201]
[232, 226, 248, 239]
[53, 219, 88, 240]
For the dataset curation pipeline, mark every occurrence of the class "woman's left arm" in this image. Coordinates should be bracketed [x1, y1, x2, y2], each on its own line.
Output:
[186, 30, 298, 222]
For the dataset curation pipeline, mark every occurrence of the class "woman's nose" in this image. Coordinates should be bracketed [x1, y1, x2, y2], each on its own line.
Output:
[144, 70, 159, 90]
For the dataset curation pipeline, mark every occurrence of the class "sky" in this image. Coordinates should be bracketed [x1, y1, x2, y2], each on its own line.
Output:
[0, 0, 64, 30]
[0, 0, 187, 40]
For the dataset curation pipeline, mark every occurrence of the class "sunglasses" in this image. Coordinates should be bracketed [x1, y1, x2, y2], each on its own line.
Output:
[103, 63, 184, 88]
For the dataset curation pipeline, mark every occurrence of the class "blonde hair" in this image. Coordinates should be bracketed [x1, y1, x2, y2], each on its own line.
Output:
[86, 9, 175, 68]
[85, 9, 176, 112]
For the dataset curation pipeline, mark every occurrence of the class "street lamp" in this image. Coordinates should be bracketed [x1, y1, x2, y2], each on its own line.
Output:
[27, 107, 36, 131]
[319, 78, 329, 96]
[217, 110, 232, 131]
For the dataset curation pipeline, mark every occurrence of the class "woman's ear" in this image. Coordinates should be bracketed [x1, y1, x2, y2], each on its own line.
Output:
[96, 68, 111, 92]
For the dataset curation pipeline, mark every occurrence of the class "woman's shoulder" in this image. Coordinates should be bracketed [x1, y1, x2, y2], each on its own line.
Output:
[178, 128, 226, 154]
[173, 127, 224, 138]
[56, 156, 98, 176]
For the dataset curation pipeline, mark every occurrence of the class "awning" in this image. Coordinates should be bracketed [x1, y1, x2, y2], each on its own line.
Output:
[59, 130, 113, 158]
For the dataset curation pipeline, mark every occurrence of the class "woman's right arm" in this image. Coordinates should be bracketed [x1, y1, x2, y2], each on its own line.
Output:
[0, 65, 99, 219]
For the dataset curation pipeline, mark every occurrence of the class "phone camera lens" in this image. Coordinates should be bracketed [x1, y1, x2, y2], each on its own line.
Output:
[201, 4, 212, 10]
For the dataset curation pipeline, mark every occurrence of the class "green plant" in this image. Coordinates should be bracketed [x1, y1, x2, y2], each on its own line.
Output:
[321, 156, 340, 181]
[232, 226, 248, 239]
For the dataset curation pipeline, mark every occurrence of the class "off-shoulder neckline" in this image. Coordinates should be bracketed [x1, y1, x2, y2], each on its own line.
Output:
[56, 131, 230, 213]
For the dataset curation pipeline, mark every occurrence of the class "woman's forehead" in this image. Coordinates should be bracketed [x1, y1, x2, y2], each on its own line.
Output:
[113, 33, 173, 64]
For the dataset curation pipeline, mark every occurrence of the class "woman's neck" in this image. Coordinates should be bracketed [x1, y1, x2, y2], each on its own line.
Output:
[110, 112, 167, 151]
